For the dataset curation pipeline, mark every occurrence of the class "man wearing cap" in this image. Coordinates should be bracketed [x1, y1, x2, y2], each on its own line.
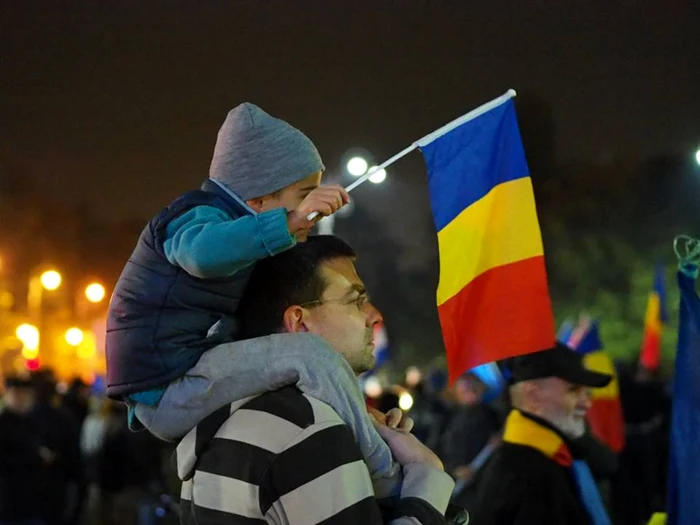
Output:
[468, 342, 613, 525]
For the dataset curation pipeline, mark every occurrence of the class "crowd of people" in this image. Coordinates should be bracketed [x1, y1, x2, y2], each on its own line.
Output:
[0, 347, 671, 525]
[0, 371, 175, 525]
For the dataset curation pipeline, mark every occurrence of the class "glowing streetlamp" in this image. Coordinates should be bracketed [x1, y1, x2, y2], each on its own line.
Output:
[85, 283, 106, 303]
[368, 166, 387, 184]
[347, 156, 369, 177]
[398, 391, 414, 411]
[16, 323, 39, 349]
[16, 323, 40, 359]
[40, 270, 62, 291]
[695, 148, 700, 166]
[65, 327, 84, 346]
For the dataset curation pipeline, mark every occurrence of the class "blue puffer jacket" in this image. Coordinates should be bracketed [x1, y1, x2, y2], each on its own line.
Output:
[106, 180, 254, 398]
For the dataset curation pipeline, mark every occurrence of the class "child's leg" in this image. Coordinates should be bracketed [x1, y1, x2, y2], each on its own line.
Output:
[133, 332, 402, 496]
[134, 332, 341, 441]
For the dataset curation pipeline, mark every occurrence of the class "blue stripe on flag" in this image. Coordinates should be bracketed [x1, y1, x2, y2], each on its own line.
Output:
[419, 99, 530, 231]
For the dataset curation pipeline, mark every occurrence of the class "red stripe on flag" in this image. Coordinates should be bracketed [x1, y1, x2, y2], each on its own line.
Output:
[587, 397, 626, 452]
[640, 329, 662, 371]
[438, 256, 555, 383]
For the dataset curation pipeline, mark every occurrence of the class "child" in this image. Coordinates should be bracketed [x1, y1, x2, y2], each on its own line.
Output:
[106, 103, 400, 494]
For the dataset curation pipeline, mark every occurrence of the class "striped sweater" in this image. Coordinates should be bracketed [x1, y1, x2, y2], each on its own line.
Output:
[176, 386, 455, 524]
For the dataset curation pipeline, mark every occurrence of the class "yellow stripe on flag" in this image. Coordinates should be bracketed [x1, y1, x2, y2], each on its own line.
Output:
[584, 351, 619, 399]
[437, 177, 544, 305]
[644, 293, 662, 333]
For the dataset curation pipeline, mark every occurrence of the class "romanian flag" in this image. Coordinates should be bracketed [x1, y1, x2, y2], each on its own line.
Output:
[417, 93, 555, 383]
[667, 266, 700, 525]
[640, 265, 668, 371]
[567, 318, 625, 453]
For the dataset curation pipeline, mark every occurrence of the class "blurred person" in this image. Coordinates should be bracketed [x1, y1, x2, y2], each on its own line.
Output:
[63, 379, 91, 428]
[175, 236, 460, 524]
[28, 371, 83, 525]
[0, 375, 54, 525]
[410, 369, 454, 451]
[441, 372, 505, 508]
[469, 343, 613, 525]
[612, 362, 671, 525]
[82, 399, 167, 525]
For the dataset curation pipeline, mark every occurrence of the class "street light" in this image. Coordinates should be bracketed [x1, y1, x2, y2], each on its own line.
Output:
[695, 148, 700, 166]
[65, 327, 84, 346]
[398, 391, 414, 411]
[85, 283, 106, 303]
[16, 323, 40, 359]
[40, 270, 62, 291]
[368, 166, 387, 184]
[347, 156, 369, 177]
[16, 323, 39, 350]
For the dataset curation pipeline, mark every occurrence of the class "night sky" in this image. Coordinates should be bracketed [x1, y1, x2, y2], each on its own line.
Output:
[3, 1, 699, 224]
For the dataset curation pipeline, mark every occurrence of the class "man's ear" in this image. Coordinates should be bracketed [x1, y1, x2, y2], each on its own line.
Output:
[282, 305, 309, 333]
[246, 197, 266, 213]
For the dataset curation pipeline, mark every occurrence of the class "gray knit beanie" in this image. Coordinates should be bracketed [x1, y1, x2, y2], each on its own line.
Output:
[209, 103, 325, 200]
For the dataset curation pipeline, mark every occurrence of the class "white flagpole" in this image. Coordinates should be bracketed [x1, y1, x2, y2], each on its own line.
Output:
[308, 89, 517, 221]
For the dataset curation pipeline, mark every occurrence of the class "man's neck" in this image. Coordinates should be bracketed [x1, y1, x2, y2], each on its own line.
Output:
[503, 409, 581, 466]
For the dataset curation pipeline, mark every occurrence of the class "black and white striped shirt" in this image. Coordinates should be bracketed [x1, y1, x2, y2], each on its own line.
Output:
[176, 386, 454, 525]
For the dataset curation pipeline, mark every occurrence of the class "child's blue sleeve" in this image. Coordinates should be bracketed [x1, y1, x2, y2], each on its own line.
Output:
[162, 205, 296, 278]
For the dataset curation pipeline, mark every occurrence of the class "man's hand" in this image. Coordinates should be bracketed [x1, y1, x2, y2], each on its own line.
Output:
[287, 185, 350, 235]
[368, 406, 414, 432]
[371, 418, 444, 471]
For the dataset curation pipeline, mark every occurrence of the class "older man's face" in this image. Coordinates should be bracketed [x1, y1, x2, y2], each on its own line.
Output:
[297, 257, 383, 375]
[538, 377, 592, 439]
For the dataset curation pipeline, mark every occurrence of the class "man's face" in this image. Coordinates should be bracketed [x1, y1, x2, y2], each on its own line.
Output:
[536, 377, 592, 439]
[453, 374, 486, 407]
[289, 257, 383, 375]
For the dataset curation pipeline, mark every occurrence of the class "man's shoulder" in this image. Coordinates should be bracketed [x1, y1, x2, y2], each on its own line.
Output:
[201, 386, 347, 453]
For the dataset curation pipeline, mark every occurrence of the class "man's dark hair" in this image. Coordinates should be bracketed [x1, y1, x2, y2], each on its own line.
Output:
[239, 235, 356, 338]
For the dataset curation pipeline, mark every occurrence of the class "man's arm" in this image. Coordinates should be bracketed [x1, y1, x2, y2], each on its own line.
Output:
[262, 420, 453, 525]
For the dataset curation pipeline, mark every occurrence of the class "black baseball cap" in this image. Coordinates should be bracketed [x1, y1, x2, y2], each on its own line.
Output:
[509, 342, 612, 388]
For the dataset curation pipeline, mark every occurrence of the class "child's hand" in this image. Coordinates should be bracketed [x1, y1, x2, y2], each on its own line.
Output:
[287, 185, 350, 235]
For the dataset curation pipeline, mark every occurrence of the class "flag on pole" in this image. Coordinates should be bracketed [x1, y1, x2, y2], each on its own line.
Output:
[666, 268, 700, 525]
[557, 319, 576, 344]
[417, 95, 555, 383]
[640, 265, 668, 371]
[469, 361, 506, 402]
[372, 322, 389, 368]
[567, 318, 625, 453]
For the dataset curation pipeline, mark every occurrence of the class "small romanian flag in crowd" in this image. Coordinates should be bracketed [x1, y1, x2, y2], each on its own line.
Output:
[567, 318, 625, 453]
[640, 265, 668, 371]
[417, 93, 555, 382]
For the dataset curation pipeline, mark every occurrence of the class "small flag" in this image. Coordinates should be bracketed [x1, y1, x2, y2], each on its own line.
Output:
[568, 318, 625, 453]
[640, 265, 667, 371]
[418, 96, 555, 382]
[372, 322, 389, 368]
[666, 269, 700, 525]
[470, 362, 506, 402]
[557, 319, 576, 344]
